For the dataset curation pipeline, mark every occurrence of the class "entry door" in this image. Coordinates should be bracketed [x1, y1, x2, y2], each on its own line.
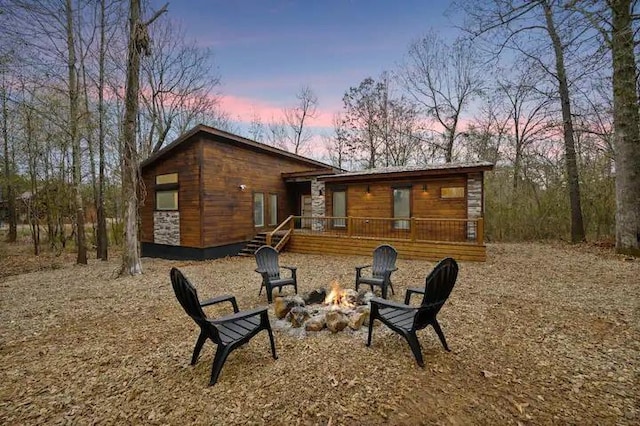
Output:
[301, 195, 312, 228]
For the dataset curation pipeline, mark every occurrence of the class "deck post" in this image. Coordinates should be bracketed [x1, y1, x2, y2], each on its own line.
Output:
[410, 217, 416, 241]
[266, 232, 272, 246]
[347, 217, 352, 237]
[476, 218, 484, 244]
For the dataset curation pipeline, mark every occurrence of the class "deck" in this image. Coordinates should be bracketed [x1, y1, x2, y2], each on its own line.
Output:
[267, 216, 487, 262]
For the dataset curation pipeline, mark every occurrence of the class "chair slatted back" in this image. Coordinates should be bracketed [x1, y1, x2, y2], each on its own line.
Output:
[171, 267, 208, 324]
[371, 244, 397, 277]
[416, 258, 458, 322]
[255, 245, 281, 279]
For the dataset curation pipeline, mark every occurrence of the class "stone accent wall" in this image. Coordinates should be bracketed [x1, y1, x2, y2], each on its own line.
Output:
[311, 179, 325, 231]
[467, 173, 483, 240]
[154, 211, 180, 246]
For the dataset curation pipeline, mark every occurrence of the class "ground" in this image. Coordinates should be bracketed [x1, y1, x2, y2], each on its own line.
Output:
[0, 241, 638, 425]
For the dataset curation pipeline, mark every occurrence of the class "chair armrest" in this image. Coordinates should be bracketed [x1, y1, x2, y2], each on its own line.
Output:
[211, 306, 269, 324]
[281, 266, 297, 272]
[369, 296, 414, 311]
[255, 268, 265, 273]
[355, 264, 372, 272]
[200, 295, 239, 313]
[404, 287, 425, 305]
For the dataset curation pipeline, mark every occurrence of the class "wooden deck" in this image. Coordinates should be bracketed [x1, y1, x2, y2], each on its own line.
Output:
[269, 216, 487, 262]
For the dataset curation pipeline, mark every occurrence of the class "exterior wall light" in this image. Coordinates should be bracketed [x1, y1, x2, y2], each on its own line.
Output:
[239, 184, 247, 191]
[366, 185, 370, 194]
[422, 184, 427, 192]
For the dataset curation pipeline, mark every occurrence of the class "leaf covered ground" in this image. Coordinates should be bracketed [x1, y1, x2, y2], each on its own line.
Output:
[0, 242, 638, 425]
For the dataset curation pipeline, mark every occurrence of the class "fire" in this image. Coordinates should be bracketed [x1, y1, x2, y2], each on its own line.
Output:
[324, 280, 356, 309]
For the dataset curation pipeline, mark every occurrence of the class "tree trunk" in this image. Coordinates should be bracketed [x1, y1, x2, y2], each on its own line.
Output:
[66, 0, 87, 264]
[120, 0, 144, 276]
[119, 0, 167, 275]
[543, 1, 585, 243]
[611, 0, 640, 255]
[97, 0, 108, 260]
[1, 80, 17, 242]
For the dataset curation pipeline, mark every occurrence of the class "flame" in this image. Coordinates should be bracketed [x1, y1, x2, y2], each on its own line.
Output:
[324, 280, 356, 309]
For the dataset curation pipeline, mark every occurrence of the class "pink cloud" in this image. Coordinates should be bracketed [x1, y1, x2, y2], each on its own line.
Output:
[220, 95, 337, 128]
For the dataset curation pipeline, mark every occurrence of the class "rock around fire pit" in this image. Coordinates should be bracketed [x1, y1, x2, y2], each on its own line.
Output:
[272, 281, 375, 334]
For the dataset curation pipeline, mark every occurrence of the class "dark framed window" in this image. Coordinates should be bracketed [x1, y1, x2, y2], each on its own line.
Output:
[269, 194, 278, 226]
[155, 173, 179, 210]
[254, 192, 264, 227]
[332, 190, 346, 227]
[393, 186, 411, 230]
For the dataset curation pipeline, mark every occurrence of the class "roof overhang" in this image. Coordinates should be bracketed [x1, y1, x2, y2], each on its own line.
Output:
[318, 162, 494, 184]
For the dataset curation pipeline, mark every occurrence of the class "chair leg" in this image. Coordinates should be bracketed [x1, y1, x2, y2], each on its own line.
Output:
[366, 317, 375, 347]
[405, 332, 425, 367]
[266, 286, 273, 303]
[389, 281, 395, 295]
[381, 284, 388, 299]
[191, 331, 207, 365]
[431, 319, 450, 352]
[258, 283, 263, 297]
[209, 345, 232, 386]
[266, 326, 278, 360]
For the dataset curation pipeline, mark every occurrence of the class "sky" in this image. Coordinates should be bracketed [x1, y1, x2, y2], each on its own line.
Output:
[148, 0, 461, 136]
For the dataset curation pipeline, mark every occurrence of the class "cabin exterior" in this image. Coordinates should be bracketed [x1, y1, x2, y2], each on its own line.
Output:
[140, 125, 338, 259]
[140, 125, 494, 261]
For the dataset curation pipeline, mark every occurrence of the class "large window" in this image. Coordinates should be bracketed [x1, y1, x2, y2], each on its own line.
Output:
[393, 187, 410, 230]
[269, 194, 278, 226]
[155, 173, 179, 210]
[254, 192, 264, 227]
[332, 190, 346, 227]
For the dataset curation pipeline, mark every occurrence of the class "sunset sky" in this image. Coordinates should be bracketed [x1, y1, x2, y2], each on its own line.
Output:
[149, 0, 461, 135]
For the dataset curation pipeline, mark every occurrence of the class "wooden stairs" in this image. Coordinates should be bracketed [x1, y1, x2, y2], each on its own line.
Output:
[237, 231, 289, 257]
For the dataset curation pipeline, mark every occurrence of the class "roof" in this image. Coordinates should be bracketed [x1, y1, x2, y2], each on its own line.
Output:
[318, 161, 494, 183]
[140, 124, 337, 170]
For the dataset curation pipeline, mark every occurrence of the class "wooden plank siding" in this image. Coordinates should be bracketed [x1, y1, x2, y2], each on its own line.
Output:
[325, 175, 468, 220]
[199, 134, 328, 247]
[140, 139, 202, 247]
[287, 234, 486, 262]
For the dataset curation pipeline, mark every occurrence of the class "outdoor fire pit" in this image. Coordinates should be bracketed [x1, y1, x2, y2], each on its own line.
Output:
[271, 280, 375, 334]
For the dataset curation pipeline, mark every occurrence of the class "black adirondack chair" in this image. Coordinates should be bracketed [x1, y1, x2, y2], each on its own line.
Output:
[254, 245, 298, 303]
[355, 244, 398, 299]
[367, 257, 459, 367]
[170, 267, 277, 386]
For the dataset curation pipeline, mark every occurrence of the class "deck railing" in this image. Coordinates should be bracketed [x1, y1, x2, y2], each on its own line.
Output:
[270, 216, 484, 245]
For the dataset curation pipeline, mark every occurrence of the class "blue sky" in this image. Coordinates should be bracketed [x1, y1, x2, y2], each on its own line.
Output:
[149, 0, 461, 130]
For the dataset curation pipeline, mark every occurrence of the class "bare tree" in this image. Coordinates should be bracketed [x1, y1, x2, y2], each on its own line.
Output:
[401, 32, 484, 162]
[1, 62, 17, 242]
[461, 0, 587, 242]
[140, 20, 221, 155]
[120, 0, 167, 276]
[283, 86, 318, 155]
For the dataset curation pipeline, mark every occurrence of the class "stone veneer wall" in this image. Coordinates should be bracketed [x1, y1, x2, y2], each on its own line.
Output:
[467, 173, 482, 240]
[154, 211, 180, 246]
[311, 179, 325, 231]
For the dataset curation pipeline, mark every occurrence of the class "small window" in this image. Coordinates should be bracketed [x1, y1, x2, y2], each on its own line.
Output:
[156, 190, 178, 210]
[155, 173, 179, 210]
[269, 194, 278, 225]
[254, 193, 264, 227]
[441, 187, 465, 199]
[156, 173, 178, 184]
[332, 190, 346, 227]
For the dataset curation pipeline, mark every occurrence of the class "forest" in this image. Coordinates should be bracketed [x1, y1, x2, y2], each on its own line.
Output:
[0, 0, 638, 272]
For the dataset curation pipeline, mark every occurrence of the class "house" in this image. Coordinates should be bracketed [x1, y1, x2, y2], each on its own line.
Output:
[140, 124, 493, 261]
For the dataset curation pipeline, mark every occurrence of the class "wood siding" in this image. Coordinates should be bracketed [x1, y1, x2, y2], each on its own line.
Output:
[140, 139, 202, 247]
[325, 176, 468, 219]
[200, 135, 326, 247]
[287, 234, 486, 262]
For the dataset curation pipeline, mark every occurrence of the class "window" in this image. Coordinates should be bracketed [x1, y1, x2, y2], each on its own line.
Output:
[269, 194, 278, 225]
[441, 187, 465, 199]
[332, 190, 346, 227]
[254, 193, 264, 227]
[393, 187, 410, 229]
[155, 173, 179, 210]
